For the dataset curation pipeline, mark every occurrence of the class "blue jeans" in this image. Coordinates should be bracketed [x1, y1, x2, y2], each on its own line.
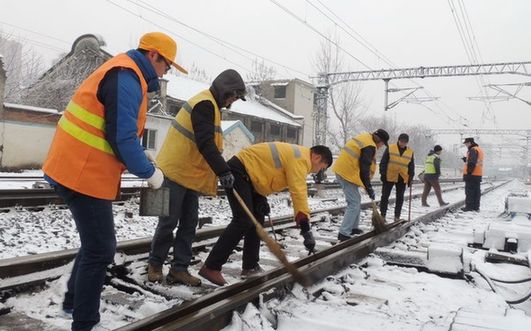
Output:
[148, 178, 199, 271]
[337, 175, 362, 236]
[54, 183, 116, 331]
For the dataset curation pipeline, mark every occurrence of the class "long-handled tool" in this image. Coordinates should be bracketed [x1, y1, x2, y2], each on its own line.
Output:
[267, 215, 278, 242]
[370, 199, 387, 233]
[233, 189, 309, 287]
[407, 183, 413, 222]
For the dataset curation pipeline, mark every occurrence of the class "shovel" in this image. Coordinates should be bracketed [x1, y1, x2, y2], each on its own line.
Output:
[233, 189, 309, 287]
[370, 200, 387, 233]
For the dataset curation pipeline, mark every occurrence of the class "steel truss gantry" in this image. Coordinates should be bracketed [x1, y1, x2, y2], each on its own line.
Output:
[313, 61, 531, 145]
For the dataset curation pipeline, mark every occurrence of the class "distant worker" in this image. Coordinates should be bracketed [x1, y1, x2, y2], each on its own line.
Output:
[421, 145, 449, 207]
[198, 142, 333, 286]
[42, 32, 185, 330]
[461, 137, 484, 212]
[147, 69, 247, 287]
[334, 129, 389, 242]
[379, 133, 415, 222]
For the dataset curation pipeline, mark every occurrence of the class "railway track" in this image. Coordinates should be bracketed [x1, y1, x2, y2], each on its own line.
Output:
[0, 180, 508, 330]
[0, 178, 465, 210]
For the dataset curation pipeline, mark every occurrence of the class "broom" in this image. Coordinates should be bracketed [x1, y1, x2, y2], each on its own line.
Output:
[233, 190, 309, 287]
[370, 199, 387, 233]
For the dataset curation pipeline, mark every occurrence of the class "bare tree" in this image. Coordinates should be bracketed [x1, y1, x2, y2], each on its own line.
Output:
[0, 33, 45, 104]
[313, 32, 365, 152]
[246, 58, 276, 83]
[187, 62, 211, 83]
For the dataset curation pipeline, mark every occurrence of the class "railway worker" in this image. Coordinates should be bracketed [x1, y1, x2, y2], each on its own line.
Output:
[378, 133, 415, 222]
[198, 142, 333, 286]
[461, 137, 484, 212]
[147, 69, 247, 287]
[421, 145, 449, 207]
[334, 129, 389, 242]
[42, 32, 185, 330]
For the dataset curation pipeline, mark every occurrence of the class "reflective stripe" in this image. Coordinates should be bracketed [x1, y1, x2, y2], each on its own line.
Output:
[343, 146, 360, 159]
[182, 102, 193, 114]
[388, 160, 408, 168]
[352, 138, 364, 148]
[389, 152, 411, 161]
[269, 143, 282, 168]
[180, 102, 222, 133]
[67, 101, 105, 131]
[172, 119, 195, 142]
[58, 116, 114, 155]
[292, 144, 301, 158]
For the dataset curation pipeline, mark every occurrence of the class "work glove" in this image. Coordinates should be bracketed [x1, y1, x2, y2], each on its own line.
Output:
[461, 157, 467, 163]
[366, 186, 375, 200]
[147, 168, 164, 189]
[219, 172, 235, 190]
[254, 196, 270, 217]
[296, 213, 315, 252]
[144, 150, 156, 163]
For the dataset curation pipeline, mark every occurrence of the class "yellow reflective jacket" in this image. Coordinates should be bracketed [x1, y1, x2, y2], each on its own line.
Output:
[156, 90, 223, 195]
[332, 132, 376, 188]
[386, 144, 414, 183]
[236, 142, 311, 218]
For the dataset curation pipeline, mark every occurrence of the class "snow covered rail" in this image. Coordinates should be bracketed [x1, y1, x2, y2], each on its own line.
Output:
[113, 180, 511, 331]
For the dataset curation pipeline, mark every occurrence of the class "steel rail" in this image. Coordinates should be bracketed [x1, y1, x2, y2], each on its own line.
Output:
[114, 180, 509, 331]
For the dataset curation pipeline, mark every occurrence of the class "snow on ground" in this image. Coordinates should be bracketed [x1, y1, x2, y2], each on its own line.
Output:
[222, 180, 531, 331]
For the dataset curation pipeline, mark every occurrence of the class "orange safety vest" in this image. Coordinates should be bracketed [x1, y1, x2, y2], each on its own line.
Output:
[463, 146, 484, 176]
[386, 144, 414, 183]
[332, 132, 377, 188]
[43, 54, 148, 200]
[156, 90, 223, 196]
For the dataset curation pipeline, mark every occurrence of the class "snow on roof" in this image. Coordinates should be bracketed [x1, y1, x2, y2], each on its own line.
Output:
[221, 120, 255, 143]
[164, 74, 301, 127]
[270, 81, 289, 86]
[3, 102, 59, 114]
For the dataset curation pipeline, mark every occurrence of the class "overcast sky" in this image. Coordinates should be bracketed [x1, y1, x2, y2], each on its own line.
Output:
[1, 0, 531, 153]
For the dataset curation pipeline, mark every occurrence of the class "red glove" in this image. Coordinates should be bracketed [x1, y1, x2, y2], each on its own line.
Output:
[295, 212, 310, 233]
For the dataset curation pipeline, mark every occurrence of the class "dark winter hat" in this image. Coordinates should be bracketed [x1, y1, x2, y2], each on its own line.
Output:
[398, 133, 409, 142]
[463, 137, 475, 144]
[434, 145, 443, 152]
[373, 129, 390, 146]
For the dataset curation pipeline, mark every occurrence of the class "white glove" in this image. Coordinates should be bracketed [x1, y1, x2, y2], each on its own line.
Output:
[147, 167, 164, 189]
[144, 150, 156, 163]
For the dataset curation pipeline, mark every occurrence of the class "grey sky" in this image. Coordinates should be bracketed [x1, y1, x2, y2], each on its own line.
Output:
[2, 0, 531, 151]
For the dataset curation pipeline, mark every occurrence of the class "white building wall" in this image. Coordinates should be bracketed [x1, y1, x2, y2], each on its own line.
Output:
[292, 83, 315, 147]
[1, 121, 56, 168]
[144, 115, 172, 153]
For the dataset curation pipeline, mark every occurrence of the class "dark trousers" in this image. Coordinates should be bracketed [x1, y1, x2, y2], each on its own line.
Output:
[149, 178, 199, 271]
[54, 183, 116, 331]
[421, 177, 445, 205]
[205, 157, 265, 271]
[464, 176, 481, 210]
[380, 180, 406, 218]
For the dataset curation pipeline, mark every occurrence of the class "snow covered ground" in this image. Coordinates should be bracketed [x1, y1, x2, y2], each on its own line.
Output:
[221, 180, 531, 331]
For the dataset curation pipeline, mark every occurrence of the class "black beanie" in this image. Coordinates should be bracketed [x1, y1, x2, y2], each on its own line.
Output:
[398, 133, 409, 142]
[434, 145, 442, 152]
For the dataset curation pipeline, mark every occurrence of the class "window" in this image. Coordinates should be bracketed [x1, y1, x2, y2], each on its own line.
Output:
[250, 121, 263, 133]
[270, 124, 281, 136]
[287, 127, 297, 139]
[274, 85, 286, 99]
[142, 129, 157, 150]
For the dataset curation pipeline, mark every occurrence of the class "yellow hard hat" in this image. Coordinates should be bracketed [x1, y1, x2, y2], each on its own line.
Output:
[138, 32, 187, 74]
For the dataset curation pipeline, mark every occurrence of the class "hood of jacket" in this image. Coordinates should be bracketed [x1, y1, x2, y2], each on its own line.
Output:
[209, 69, 246, 108]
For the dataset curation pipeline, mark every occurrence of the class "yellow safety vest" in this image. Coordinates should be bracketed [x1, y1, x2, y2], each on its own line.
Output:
[156, 90, 223, 196]
[237, 142, 311, 218]
[386, 144, 413, 183]
[332, 132, 376, 188]
[424, 154, 439, 174]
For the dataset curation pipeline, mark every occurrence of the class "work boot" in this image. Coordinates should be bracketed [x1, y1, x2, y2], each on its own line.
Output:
[338, 233, 351, 242]
[241, 264, 265, 279]
[166, 269, 201, 287]
[198, 265, 227, 286]
[421, 203, 430, 207]
[147, 263, 163, 283]
[350, 228, 364, 235]
[394, 216, 401, 222]
[461, 207, 473, 212]
[440, 202, 449, 206]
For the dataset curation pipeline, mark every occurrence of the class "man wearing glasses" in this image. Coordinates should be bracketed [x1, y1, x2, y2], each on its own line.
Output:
[43, 32, 186, 330]
[147, 69, 247, 287]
